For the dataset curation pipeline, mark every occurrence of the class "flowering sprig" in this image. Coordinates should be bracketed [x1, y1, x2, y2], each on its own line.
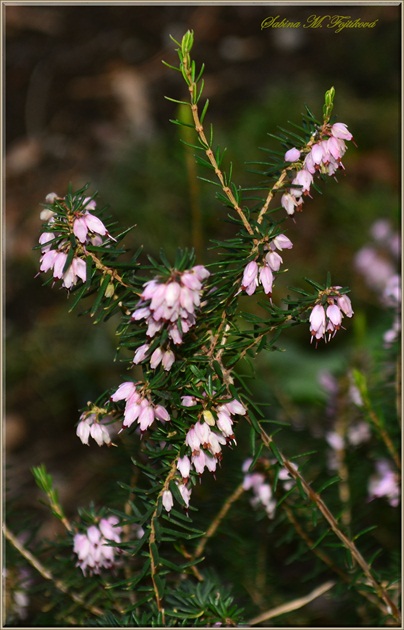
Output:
[38, 192, 116, 289]
[281, 121, 354, 216]
[11, 29, 399, 628]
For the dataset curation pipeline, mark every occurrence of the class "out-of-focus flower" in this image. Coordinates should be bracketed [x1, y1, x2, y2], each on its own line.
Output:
[368, 460, 400, 507]
[73, 516, 122, 576]
[242, 459, 276, 518]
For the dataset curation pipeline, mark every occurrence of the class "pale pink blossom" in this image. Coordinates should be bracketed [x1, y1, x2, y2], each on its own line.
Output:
[272, 234, 293, 251]
[177, 456, 191, 479]
[368, 460, 400, 507]
[150, 347, 163, 369]
[336, 294, 354, 317]
[192, 450, 207, 474]
[259, 265, 273, 295]
[309, 304, 326, 340]
[111, 381, 137, 402]
[241, 261, 259, 290]
[326, 304, 342, 329]
[281, 192, 301, 215]
[331, 122, 353, 141]
[291, 169, 313, 194]
[177, 483, 192, 508]
[265, 251, 283, 271]
[90, 422, 111, 446]
[284, 147, 301, 162]
[162, 490, 174, 512]
[162, 349, 175, 371]
[154, 405, 170, 422]
[76, 417, 91, 445]
[133, 344, 150, 364]
[73, 211, 110, 244]
[181, 395, 197, 407]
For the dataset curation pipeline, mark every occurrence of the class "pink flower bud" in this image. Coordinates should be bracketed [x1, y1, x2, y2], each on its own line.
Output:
[181, 395, 197, 407]
[284, 147, 301, 162]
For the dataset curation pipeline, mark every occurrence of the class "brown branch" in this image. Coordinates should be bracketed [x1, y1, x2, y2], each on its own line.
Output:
[193, 482, 245, 559]
[248, 580, 336, 626]
[255, 423, 401, 624]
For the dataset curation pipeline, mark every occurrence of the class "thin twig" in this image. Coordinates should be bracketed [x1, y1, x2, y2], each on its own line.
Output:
[4, 524, 103, 618]
[255, 423, 401, 624]
[282, 504, 388, 615]
[248, 580, 336, 626]
[193, 482, 245, 559]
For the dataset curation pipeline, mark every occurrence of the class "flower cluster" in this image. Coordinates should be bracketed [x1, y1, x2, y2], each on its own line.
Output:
[281, 122, 353, 216]
[38, 194, 112, 289]
[76, 412, 117, 447]
[309, 289, 354, 343]
[242, 458, 297, 519]
[110, 381, 170, 432]
[73, 516, 122, 576]
[161, 395, 247, 513]
[241, 234, 293, 296]
[131, 265, 210, 370]
[354, 219, 401, 346]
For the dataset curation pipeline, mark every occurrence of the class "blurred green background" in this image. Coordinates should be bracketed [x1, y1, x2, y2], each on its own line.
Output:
[5, 4, 400, 626]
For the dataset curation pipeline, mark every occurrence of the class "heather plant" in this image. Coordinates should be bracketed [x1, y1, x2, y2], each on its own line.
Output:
[5, 31, 400, 627]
